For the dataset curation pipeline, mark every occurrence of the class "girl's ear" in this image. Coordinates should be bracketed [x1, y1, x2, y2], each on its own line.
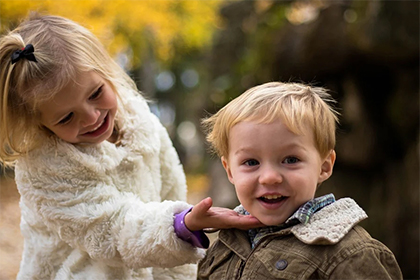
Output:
[221, 156, 235, 185]
[318, 150, 336, 184]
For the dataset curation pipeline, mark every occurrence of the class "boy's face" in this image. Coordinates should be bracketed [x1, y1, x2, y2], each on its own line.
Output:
[38, 71, 118, 145]
[222, 119, 335, 226]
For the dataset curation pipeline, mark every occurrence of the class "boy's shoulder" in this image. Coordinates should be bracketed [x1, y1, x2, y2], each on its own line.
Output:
[211, 198, 369, 256]
[291, 197, 367, 245]
[199, 199, 402, 279]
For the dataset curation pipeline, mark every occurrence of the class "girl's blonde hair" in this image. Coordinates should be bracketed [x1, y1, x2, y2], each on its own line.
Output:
[0, 13, 138, 167]
[202, 82, 339, 159]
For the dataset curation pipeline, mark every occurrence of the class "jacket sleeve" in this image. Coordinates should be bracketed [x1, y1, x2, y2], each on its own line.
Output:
[15, 149, 205, 270]
[328, 241, 403, 279]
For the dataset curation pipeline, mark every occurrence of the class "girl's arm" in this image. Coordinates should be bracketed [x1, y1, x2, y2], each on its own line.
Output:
[15, 149, 204, 270]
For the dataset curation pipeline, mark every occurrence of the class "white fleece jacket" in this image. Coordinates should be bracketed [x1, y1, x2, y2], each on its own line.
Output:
[15, 88, 205, 279]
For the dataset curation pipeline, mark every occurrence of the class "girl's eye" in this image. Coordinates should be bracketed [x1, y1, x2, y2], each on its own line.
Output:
[283, 157, 300, 164]
[59, 112, 73, 125]
[89, 85, 103, 100]
[244, 159, 260, 166]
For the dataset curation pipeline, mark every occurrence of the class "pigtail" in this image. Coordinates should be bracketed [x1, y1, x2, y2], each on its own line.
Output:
[0, 35, 23, 166]
[0, 32, 41, 167]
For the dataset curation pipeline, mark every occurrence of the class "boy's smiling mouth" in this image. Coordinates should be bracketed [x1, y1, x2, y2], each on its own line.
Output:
[259, 195, 287, 204]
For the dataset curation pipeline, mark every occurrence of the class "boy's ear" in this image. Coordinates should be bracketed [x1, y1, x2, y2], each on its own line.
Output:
[318, 150, 336, 184]
[221, 156, 234, 185]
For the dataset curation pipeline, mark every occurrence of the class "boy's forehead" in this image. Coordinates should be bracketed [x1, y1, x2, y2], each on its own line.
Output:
[226, 118, 317, 151]
[233, 115, 308, 134]
[226, 119, 318, 153]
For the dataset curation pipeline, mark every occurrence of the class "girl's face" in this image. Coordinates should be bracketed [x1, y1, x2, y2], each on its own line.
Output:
[38, 71, 118, 145]
[222, 120, 335, 226]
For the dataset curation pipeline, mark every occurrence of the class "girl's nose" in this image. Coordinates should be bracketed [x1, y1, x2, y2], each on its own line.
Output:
[259, 164, 282, 185]
[80, 107, 100, 127]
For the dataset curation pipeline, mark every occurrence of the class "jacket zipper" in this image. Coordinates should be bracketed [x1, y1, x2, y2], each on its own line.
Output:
[223, 230, 290, 279]
[235, 260, 246, 280]
[233, 234, 283, 279]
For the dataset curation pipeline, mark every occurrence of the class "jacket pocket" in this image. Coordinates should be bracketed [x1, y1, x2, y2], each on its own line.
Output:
[253, 248, 318, 279]
[197, 241, 233, 280]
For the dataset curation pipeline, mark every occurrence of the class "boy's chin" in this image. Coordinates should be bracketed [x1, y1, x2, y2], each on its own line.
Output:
[257, 217, 287, 226]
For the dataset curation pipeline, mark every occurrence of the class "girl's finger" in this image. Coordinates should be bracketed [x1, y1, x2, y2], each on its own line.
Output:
[192, 197, 213, 215]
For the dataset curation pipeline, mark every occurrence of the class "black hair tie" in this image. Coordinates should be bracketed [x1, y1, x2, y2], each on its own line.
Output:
[11, 44, 37, 64]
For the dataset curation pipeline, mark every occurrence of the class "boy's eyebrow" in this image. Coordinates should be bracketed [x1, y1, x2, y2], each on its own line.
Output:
[233, 147, 253, 155]
[233, 142, 308, 155]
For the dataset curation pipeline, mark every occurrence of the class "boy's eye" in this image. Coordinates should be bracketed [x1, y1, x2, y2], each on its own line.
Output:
[283, 157, 300, 164]
[89, 85, 103, 100]
[244, 159, 260, 166]
[58, 112, 73, 124]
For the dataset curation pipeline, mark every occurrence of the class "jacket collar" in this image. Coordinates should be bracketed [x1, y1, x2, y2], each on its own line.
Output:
[291, 197, 367, 245]
[220, 197, 368, 258]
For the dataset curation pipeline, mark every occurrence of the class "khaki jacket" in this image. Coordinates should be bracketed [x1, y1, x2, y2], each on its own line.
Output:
[198, 198, 402, 280]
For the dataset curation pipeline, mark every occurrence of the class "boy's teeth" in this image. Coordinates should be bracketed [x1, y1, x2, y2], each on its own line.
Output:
[262, 195, 283, 200]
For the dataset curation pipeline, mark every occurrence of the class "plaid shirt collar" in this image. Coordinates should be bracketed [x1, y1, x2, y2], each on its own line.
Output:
[244, 193, 336, 248]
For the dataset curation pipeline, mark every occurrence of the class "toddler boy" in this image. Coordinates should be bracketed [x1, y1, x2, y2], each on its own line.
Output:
[197, 82, 402, 279]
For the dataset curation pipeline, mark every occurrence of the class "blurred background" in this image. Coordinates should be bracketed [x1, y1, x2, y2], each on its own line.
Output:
[0, 0, 418, 279]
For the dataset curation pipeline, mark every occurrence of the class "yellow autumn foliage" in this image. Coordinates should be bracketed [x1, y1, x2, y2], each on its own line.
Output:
[0, 0, 223, 65]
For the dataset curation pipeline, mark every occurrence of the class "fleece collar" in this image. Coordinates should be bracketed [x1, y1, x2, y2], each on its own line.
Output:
[234, 197, 367, 246]
[290, 198, 367, 245]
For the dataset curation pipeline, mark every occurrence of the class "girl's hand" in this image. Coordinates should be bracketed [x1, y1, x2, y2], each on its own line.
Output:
[184, 197, 263, 231]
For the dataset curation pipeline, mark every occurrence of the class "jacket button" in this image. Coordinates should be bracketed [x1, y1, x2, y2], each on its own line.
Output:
[275, 259, 288, 270]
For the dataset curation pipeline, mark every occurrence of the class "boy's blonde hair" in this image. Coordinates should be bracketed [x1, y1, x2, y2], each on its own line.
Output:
[0, 13, 137, 167]
[202, 82, 339, 159]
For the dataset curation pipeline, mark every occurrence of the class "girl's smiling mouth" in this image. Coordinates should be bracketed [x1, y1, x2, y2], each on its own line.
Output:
[81, 113, 110, 137]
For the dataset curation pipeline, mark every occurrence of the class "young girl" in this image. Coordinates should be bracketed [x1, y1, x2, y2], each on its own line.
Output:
[0, 14, 261, 279]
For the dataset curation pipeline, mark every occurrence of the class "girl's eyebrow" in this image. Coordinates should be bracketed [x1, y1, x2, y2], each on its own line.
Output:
[81, 80, 103, 99]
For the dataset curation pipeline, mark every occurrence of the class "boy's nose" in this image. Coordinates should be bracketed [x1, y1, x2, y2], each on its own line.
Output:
[259, 165, 283, 185]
